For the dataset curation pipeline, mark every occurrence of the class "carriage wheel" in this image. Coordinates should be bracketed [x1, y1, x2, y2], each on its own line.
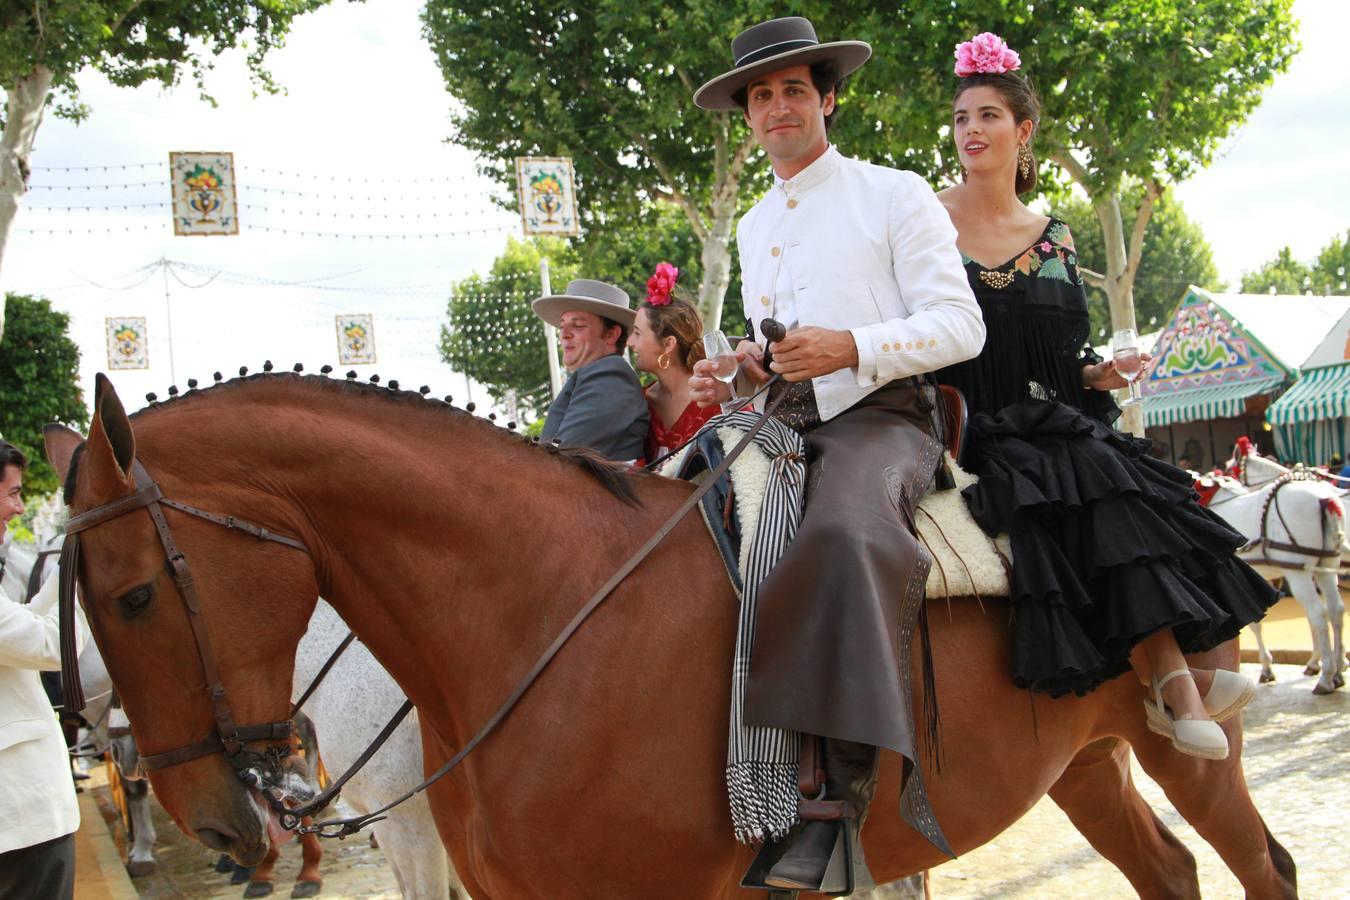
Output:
[105, 751, 133, 837]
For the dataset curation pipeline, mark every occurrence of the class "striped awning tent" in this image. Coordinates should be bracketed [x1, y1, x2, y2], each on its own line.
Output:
[1267, 363, 1350, 465]
[1266, 363, 1350, 425]
[1143, 377, 1283, 428]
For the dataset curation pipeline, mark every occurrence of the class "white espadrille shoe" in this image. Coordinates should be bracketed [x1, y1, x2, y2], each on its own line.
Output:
[1199, 668, 1256, 723]
[1143, 669, 1229, 760]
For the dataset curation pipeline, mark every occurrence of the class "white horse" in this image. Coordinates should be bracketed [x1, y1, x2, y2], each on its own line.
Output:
[1204, 456, 1348, 694]
[78, 635, 163, 877]
[295, 600, 463, 899]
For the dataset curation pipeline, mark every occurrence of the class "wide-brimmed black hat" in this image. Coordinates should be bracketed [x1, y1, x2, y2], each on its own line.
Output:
[693, 16, 872, 111]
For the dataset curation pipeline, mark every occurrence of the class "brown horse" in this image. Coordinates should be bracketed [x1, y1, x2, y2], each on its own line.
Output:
[47, 372, 1297, 899]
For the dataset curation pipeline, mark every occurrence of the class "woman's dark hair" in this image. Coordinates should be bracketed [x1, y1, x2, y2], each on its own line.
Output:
[0, 441, 27, 472]
[732, 59, 843, 132]
[955, 72, 1042, 194]
[641, 296, 706, 371]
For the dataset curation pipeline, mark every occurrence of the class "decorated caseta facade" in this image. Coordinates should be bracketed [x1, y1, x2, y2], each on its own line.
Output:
[1139, 287, 1350, 469]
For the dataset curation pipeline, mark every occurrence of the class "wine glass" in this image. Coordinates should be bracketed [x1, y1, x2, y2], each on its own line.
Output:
[702, 330, 740, 411]
[1112, 328, 1145, 408]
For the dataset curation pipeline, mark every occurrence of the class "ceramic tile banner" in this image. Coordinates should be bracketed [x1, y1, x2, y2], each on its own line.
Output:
[336, 314, 377, 365]
[106, 317, 149, 369]
[170, 151, 239, 235]
[514, 157, 579, 236]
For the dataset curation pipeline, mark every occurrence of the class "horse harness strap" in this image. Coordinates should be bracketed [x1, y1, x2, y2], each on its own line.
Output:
[60, 459, 309, 775]
[281, 377, 792, 838]
[289, 631, 359, 719]
[1236, 470, 1343, 567]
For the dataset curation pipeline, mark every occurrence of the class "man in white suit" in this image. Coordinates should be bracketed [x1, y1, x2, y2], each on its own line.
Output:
[691, 16, 985, 890]
[0, 442, 85, 898]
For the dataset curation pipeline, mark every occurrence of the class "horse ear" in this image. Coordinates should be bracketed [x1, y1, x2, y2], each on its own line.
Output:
[83, 374, 137, 494]
[42, 424, 83, 483]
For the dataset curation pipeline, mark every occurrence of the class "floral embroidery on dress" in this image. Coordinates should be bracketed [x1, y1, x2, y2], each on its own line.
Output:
[1002, 221, 1081, 286]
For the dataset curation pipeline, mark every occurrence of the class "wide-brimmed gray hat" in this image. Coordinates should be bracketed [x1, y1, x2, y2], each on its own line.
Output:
[693, 16, 872, 111]
[532, 279, 636, 329]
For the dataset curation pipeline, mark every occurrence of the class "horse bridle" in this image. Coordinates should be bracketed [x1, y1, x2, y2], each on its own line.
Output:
[59, 458, 308, 777]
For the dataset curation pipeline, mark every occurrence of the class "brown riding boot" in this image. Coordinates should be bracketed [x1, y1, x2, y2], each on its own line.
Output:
[765, 738, 880, 892]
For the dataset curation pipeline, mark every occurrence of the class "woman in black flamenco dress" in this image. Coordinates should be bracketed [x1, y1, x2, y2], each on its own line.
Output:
[935, 36, 1276, 760]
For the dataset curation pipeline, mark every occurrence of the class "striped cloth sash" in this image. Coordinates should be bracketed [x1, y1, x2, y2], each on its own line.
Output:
[666, 411, 808, 842]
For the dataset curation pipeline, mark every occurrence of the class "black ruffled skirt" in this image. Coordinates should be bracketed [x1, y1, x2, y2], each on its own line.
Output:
[962, 399, 1277, 697]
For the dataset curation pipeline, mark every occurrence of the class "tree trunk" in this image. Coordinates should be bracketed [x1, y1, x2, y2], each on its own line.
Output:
[0, 65, 54, 343]
[687, 120, 753, 332]
[1091, 192, 1145, 435]
[1052, 153, 1161, 438]
[699, 181, 738, 331]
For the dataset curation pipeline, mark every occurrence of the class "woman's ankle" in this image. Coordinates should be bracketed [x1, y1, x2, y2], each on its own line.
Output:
[1159, 673, 1208, 720]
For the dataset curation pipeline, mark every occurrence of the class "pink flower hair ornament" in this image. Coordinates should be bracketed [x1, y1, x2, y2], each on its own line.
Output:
[954, 33, 1021, 77]
[645, 261, 680, 306]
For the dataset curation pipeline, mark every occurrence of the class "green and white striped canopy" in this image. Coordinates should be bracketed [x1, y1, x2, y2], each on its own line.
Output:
[1266, 363, 1350, 426]
[1142, 377, 1283, 428]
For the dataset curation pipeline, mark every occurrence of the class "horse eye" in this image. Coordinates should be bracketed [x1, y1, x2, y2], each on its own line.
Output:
[118, 585, 155, 619]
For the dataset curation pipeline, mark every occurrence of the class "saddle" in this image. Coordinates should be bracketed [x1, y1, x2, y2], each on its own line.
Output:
[669, 384, 975, 595]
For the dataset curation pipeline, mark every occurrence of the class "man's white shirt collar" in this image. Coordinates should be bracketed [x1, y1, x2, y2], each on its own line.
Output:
[773, 144, 842, 199]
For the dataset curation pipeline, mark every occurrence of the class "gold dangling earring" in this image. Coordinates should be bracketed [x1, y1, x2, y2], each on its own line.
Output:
[1017, 144, 1033, 181]
[657, 352, 670, 370]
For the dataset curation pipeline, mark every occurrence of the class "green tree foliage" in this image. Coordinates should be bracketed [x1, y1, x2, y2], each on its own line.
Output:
[439, 211, 743, 421]
[439, 237, 579, 419]
[1240, 232, 1350, 295]
[0, 294, 87, 498]
[1240, 247, 1312, 295]
[1054, 188, 1223, 339]
[422, 0, 1297, 359]
[1, 0, 335, 120]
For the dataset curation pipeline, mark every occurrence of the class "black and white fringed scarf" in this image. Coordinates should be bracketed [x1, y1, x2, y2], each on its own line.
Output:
[663, 411, 807, 842]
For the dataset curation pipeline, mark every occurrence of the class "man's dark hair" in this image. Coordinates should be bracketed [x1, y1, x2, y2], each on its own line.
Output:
[600, 316, 629, 354]
[1, 441, 27, 472]
[732, 59, 844, 131]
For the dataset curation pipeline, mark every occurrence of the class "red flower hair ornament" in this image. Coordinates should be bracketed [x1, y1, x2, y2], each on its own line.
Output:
[646, 262, 679, 306]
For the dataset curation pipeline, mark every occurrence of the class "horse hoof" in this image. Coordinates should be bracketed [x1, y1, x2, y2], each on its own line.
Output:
[290, 880, 322, 899]
[243, 882, 275, 899]
[126, 859, 156, 878]
[1303, 665, 1320, 676]
[1259, 671, 1276, 683]
[214, 854, 236, 874]
[1312, 683, 1335, 696]
[1335, 674, 1346, 689]
[231, 866, 255, 885]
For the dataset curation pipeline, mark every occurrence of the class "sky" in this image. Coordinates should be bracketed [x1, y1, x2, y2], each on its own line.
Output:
[3, 0, 1346, 420]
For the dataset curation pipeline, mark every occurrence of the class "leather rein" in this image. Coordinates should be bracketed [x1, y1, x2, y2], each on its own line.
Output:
[59, 459, 306, 776]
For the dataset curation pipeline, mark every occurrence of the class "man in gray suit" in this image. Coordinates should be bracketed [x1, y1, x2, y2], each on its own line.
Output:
[533, 279, 649, 461]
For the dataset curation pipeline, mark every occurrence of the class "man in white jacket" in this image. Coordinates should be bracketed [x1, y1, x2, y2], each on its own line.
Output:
[691, 16, 985, 891]
[0, 442, 85, 899]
